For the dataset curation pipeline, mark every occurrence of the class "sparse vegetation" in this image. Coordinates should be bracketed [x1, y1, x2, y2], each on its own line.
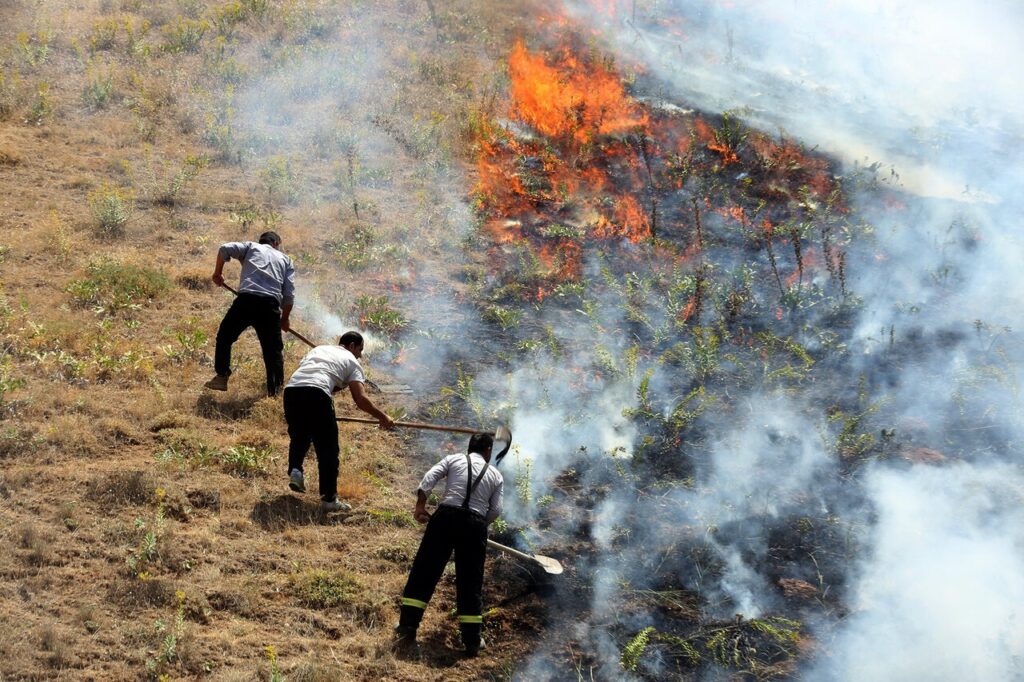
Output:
[66, 258, 171, 315]
[293, 569, 361, 609]
[88, 183, 135, 237]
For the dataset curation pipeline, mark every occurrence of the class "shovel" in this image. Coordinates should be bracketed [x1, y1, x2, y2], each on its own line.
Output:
[487, 539, 563, 575]
[417, 512, 562, 576]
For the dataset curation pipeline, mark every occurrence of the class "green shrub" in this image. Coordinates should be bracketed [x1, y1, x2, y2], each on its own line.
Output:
[218, 444, 275, 477]
[243, 0, 272, 19]
[0, 70, 20, 120]
[161, 321, 209, 363]
[82, 69, 115, 110]
[260, 156, 298, 204]
[25, 83, 53, 125]
[162, 16, 208, 53]
[366, 509, 416, 527]
[66, 258, 171, 315]
[88, 18, 120, 52]
[293, 569, 361, 609]
[88, 183, 135, 237]
[155, 154, 208, 206]
[16, 31, 52, 68]
[354, 295, 406, 337]
[210, 2, 247, 38]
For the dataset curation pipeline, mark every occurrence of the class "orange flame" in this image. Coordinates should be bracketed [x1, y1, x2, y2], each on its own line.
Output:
[592, 195, 651, 242]
[508, 41, 647, 143]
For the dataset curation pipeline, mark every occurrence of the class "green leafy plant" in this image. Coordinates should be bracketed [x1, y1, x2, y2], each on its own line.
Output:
[0, 69, 21, 120]
[211, 2, 247, 38]
[161, 320, 209, 364]
[260, 156, 299, 204]
[125, 488, 167, 578]
[66, 258, 171, 316]
[293, 569, 361, 609]
[366, 509, 416, 527]
[156, 154, 209, 206]
[145, 589, 187, 678]
[16, 30, 52, 68]
[25, 82, 53, 125]
[265, 645, 284, 682]
[219, 444, 275, 477]
[354, 295, 406, 337]
[88, 183, 135, 237]
[162, 16, 208, 53]
[88, 18, 120, 52]
[621, 626, 655, 672]
[82, 68, 115, 110]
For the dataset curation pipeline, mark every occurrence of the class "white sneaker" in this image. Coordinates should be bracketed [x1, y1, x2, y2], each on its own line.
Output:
[288, 469, 305, 493]
[321, 498, 351, 512]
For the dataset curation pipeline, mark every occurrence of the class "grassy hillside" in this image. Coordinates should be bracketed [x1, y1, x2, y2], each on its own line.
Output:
[0, 0, 539, 679]
[6, 1, 1015, 681]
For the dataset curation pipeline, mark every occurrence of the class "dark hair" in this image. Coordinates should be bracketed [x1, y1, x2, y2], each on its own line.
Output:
[469, 433, 493, 456]
[258, 231, 281, 246]
[339, 331, 364, 348]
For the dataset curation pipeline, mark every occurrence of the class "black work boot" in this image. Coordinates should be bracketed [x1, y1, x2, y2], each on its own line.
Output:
[392, 625, 419, 657]
[461, 626, 484, 657]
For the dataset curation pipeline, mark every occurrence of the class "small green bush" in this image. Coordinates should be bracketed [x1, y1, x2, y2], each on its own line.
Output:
[354, 295, 406, 337]
[82, 69, 115, 110]
[162, 16, 208, 53]
[0, 70, 20, 120]
[293, 569, 361, 609]
[366, 509, 416, 527]
[66, 258, 171, 315]
[88, 183, 135, 237]
[25, 83, 53, 125]
[218, 444, 275, 477]
[260, 156, 299, 204]
[88, 18, 120, 52]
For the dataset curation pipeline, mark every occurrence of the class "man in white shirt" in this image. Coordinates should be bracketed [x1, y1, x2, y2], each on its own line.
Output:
[395, 433, 504, 657]
[282, 331, 394, 511]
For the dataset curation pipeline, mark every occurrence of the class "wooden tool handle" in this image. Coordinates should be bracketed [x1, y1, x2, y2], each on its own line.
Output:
[336, 416, 479, 435]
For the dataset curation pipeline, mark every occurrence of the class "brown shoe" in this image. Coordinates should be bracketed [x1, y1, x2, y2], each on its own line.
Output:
[204, 375, 228, 391]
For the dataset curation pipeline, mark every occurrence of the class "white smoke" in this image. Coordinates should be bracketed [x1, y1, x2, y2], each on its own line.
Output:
[816, 463, 1024, 681]
[560, 0, 1024, 677]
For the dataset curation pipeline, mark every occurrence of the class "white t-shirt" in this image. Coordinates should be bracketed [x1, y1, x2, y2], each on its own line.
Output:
[285, 345, 366, 397]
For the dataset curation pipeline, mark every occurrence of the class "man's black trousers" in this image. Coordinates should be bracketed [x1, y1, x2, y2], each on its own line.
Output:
[283, 386, 339, 501]
[214, 292, 284, 396]
[400, 505, 488, 649]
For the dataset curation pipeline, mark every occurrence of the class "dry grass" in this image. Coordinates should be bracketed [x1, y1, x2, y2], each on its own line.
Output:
[0, 0, 541, 679]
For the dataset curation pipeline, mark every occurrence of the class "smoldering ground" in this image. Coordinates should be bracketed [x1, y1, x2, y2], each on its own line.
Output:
[500, 0, 1024, 679]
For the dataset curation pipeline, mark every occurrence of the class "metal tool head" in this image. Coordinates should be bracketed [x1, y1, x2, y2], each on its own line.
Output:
[531, 554, 563, 575]
[493, 425, 512, 464]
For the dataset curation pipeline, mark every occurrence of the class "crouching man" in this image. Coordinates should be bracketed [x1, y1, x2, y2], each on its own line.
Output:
[395, 433, 504, 657]
[283, 331, 394, 511]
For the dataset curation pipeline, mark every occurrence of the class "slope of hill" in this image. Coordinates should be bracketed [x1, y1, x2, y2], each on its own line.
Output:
[0, 0, 540, 679]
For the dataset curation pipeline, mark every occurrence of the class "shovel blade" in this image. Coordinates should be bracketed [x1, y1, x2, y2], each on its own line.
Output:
[533, 554, 563, 575]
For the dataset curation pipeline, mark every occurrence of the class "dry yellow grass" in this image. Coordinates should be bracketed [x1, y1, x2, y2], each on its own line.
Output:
[0, 0, 545, 679]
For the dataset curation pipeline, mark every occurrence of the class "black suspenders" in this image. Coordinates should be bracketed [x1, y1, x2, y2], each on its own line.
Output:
[461, 453, 490, 512]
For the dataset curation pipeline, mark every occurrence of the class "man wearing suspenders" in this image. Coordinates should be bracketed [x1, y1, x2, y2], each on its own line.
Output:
[395, 433, 504, 657]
